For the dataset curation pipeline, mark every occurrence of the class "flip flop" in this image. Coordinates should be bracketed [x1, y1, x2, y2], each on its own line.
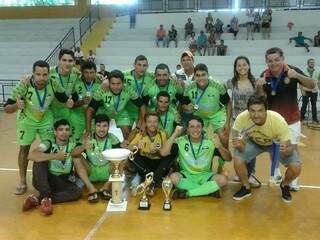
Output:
[99, 189, 112, 200]
[88, 192, 99, 203]
[14, 184, 27, 195]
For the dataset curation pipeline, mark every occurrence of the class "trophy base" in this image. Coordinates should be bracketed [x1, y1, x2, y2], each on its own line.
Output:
[163, 202, 172, 211]
[106, 200, 127, 212]
[138, 201, 151, 210]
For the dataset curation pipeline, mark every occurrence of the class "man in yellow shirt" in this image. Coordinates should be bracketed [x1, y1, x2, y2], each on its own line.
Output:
[232, 95, 300, 203]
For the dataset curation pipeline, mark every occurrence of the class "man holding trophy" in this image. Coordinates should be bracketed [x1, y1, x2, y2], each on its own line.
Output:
[72, 114, 121, 203]
[160, 115, 231, 199]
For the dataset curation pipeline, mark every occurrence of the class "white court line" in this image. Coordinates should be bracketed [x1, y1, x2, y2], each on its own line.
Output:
[84, 212, 109, 240]
[0, 168, 32, 172]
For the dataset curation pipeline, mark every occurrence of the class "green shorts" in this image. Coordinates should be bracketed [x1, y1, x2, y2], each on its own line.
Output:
[203, 110, 226, 133]
[180, 170, 214, 185]
[17, 118, 53, 146]
[89, 163, 110, 182]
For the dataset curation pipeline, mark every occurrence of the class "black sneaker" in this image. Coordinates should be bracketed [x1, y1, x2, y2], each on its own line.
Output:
[233, 186, 251, 200]
[280, 182, 292, 203]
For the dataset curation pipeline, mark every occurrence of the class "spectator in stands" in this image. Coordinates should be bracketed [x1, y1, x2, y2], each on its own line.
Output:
[300, 58, 320, 124]
[207, 31, 216, 56]
[261, 10, 271, 40]
[246, 8, 255, 40]
[185, 18, 194, 40]
[129, 4, 137, 29]
[205, 19, 215, 33]
[267, 7, 273, 31]
[167, 24, 178, 48]
[253, 12, 261, 33]
[230, 15, 239, 40]
[205, 12, 213, 25]
[313, 31, 320, 47]
[197, 30, 208, 56]
[75, 47, 84, 66]
[214, 18, 224, 40]
[289, 32, 313, 52]
[175, 51, 194, 87]
[156, 24, 166, 47]
[98, 63, 110, 80]
[216, 40, 228, 56]
[188, 32, 197, 55]
[87, 50, 96, 63]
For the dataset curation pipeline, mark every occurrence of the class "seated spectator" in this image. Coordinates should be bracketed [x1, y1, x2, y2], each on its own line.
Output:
[214, 18, 224, 40]
[216, 40, 228, 56]
[314, 31, 320, 47]
[205, 12, 213, 25]
[230, 15, 239, 40]
[188, 32, 197, 54]
[197, 30, 208, 56]
[98, 63, 110, 80]
[167, 24, 178, 48]
[87, 49, 96, 62]
[289, 32, 313, 52]
[261, 10, 271, 39]
[185, 18, 194, 40]
[207, 31, 216, 56]
[156, 24, 166, 47]
[74, 47, 84, 65]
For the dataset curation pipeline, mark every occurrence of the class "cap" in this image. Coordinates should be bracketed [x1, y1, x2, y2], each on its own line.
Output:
[180, 50, 194, 61]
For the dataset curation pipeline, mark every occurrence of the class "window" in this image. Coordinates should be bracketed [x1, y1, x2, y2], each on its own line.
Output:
[0, 0, 75, 7]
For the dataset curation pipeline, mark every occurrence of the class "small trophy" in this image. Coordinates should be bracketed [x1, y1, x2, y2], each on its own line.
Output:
[137, 172, 154, 210]
[162, 177, 173, 211]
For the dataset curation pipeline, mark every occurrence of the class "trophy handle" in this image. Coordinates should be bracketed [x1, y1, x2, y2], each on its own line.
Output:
[128, 145, 139, 161]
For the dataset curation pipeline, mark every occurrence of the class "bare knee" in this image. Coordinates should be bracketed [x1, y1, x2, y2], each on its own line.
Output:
[214, 174, 228, 188]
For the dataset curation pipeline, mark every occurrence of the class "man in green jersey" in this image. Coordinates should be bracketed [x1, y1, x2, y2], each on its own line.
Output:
[72, 114, 121, 203]
[71, 61, 101, 142]
[22, 119, 82, 215]
[143, 63, 184, 111]
[123, 55, 155, 126]
[50, 49, 81, 120]
[156, 91, 181, 136]
[86, 70, 146, 140]
[160, 115, 231, 198]
[4, 60, 74, 195]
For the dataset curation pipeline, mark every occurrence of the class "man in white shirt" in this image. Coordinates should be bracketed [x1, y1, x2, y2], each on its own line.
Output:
[174, 51, 194, 87]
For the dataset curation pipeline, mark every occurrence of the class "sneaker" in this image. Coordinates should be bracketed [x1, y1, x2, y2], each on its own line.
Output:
[289, 178, 300, 192]
[22, 194, 39, 211]
[274, 168, 283, 184]
[280, 182, 292, 203]
[248, 174, 261, 188]
[233, 186, 251, 200]
[172, 189, 188, 200]
[40, 197, 53, 215]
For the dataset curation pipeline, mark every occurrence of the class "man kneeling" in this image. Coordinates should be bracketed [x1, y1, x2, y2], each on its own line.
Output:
[23, 119, 82, 215]
[160, 116, 231, 199]
[232, 95, 301, 203]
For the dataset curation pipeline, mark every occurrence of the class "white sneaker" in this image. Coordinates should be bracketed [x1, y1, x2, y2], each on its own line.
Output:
[274, 168, 283, 184]
[289, 178, 300, 191]
[248, 174, 261, 188]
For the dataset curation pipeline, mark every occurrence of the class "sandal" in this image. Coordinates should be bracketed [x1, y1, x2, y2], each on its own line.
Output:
[88, 192, 99, 203]
[99, 189, 112, 200]
[15, 184, 27, 195]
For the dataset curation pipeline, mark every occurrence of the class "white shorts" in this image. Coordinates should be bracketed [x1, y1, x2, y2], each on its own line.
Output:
[289, 121, 301, 145]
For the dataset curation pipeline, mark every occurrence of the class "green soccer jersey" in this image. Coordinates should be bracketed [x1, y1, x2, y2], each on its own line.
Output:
[86, 133, 120, 166]
[123, 70, 155, 123]
[143, 78, 184, 111]
[41, 139, 77, 176]
[184, 79, 226, 119]
[158, 107, 181, 136]
[91, 85, 139, 117]
[176, 135, 215, 174]
[50, 66, 81, 120]
[9, 78, 65, 126]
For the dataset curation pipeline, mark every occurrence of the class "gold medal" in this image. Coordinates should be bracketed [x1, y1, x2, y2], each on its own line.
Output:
[34, 111, 44, 120]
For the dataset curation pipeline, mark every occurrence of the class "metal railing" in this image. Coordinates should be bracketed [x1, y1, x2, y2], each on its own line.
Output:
[79, 4, 100, 45]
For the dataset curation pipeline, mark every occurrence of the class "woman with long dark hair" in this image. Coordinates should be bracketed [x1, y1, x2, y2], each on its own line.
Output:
[225, 56, 260, 187]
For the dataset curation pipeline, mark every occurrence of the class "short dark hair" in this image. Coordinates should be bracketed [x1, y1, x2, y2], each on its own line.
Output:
[307, 58, 315, 64]
[54, 119, 70, 130]
[247, 94, 268, 110]
[134, 55, 148, 64]
[58, 49, 75, 60]
[109, 70, 124, 82]
[94, 114, 110, 124]
[81, 60, 97, 72]
[194, 63, 208, 74]
[265, 47, 283, 59]
[187, 115, 204, 128]
[145, 112, 160, 121]
[155, 63, 170, 75]
[156, 91, 170, 101]
[33, 60, 50, 72]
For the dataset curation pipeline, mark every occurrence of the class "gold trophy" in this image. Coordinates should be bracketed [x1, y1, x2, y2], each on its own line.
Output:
[162, 177, 173, 211]
[136, 172, 154, 210]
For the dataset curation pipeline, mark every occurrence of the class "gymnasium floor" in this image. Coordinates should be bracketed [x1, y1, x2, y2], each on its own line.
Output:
[0, 113, 319, 240]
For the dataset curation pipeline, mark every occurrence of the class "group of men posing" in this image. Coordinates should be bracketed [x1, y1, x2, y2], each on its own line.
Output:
[4, 47, 315, 215]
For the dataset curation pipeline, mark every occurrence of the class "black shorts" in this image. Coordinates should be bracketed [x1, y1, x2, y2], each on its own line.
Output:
[262, 22, 270, 28]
